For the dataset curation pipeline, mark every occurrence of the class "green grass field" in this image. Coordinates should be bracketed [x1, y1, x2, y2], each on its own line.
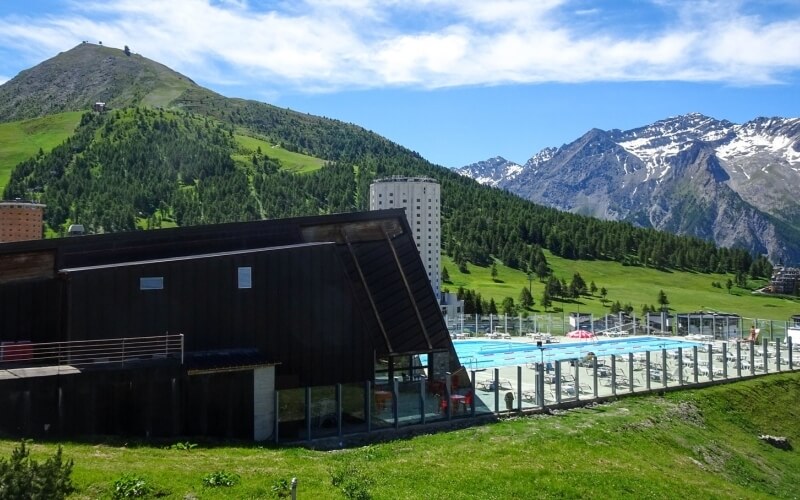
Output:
[2, 373, 799, 499]
[234, 134, 326, 174]
[0, 112, 83, 191]
[442, 251, 800, 322]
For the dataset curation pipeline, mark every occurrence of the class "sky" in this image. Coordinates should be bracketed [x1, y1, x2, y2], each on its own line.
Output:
[1, 0, 800, 168]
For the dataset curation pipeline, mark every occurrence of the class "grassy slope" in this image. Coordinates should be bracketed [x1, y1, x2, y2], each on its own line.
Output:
[2, 373, 799, 499]
[0, 112, 82, 190]
[442, 250, 800, 321]
[233, 134, 326, 174]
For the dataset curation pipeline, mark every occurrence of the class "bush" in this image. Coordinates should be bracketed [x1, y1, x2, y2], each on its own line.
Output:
[271, 478, 292, 498]
[202, 470, 240, 488]
[0, 440, 74, 500]
[330, 461, 373, 500]
[164, 441, 197, 451]
[112, 474, 151, 499]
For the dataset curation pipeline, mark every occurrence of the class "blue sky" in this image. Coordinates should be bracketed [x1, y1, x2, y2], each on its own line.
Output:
[1, 0, 799, 168]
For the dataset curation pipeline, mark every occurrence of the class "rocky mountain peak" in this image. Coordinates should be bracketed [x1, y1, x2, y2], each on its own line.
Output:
[457, 112, 800, 265]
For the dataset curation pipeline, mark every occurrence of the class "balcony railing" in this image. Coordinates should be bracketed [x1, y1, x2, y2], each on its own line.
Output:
[0, 334, 184, 369]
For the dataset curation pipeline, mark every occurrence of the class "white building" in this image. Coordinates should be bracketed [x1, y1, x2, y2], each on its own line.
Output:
[369, 177, 441, 301]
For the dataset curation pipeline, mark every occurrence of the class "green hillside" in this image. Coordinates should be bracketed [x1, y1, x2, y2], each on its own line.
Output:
[0, 112, 82, 188]
[3, 373, 799, 498]
[233, 134, 325, 174]
[443, 252, 799, 321]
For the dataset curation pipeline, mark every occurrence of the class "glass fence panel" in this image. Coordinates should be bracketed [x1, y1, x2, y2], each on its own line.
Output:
[310, 386, 337, 439]
[371, 383, 394, 430]
[341, 383, 367, 435]
[277, 388, 305, 442]
[395, 380, 422, 427]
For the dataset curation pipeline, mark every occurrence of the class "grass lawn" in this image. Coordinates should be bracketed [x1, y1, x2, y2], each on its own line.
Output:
[0, 112, 83, 192]
[442, 251, 800, 322]
[2, 373, 799, 499]
[234, 134, 326, 174]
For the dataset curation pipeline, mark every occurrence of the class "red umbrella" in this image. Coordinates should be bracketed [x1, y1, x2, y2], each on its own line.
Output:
[567, 329, 595, 339]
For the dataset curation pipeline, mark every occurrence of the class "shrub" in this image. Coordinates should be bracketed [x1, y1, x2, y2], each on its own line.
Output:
[202, 470, 240, 488]
[112, 474, 151, 499]
[271, 478, 292, 498]
[330, 461, 373, 500]
[0, 440, 74, 500]
[164, 441, 197, 451]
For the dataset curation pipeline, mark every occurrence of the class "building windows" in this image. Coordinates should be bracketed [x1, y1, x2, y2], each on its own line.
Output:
[139, 277, 164, 290]
[238, 267, 252, 289]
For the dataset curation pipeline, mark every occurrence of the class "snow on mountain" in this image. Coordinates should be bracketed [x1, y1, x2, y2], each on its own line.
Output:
[456, 156, 523, 187]
[716, 117, 800, 167]
[456, 112, 800, 265]
[612, 113, 735, 182]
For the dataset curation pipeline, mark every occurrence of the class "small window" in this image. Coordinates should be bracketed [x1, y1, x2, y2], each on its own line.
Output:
[238, 267, 252, 289]
[140, 277, 164, 290]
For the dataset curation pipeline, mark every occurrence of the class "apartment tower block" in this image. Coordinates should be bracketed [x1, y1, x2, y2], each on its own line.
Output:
[369, 177, 441, 301]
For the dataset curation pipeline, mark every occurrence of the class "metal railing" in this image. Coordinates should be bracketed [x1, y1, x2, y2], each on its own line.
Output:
[276, 336, 799, 444]
[0, 334, 184, 369]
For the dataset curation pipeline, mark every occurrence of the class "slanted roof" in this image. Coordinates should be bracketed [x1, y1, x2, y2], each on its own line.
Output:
[0, 210, 453, 359]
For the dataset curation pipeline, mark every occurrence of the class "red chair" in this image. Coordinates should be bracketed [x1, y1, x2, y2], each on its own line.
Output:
[461, 391, 473, 412]
[438, 395, 448, 414]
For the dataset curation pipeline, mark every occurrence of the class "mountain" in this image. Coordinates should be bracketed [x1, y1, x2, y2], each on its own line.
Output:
[458, 113, 800, 265]
[0, 43, 197, 121]
[0, 45, 770, 283]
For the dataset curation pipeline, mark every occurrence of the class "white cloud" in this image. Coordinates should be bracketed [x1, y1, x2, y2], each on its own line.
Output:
[0, 0, 799, 93]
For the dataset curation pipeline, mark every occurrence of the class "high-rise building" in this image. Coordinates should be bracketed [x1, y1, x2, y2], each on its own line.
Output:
[369, 177, 441, 300]
[0, 201, 45, 243]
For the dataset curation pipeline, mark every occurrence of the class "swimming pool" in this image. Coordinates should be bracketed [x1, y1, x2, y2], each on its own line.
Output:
[449, 337, 704, 370]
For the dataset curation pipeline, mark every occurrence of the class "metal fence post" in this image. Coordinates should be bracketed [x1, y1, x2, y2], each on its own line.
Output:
[470, 370, 476, 416]
[662, 348, 668, 388]
[692, 346, 699, 384]
[274, 391, 280, 444]
[762, 338, 769, 374]
[365, 381, 372, 433]
[537, 363, 545, 407]
[419, 379, 426, 425]
[749, 341, 755, 376]
[789, 337, 794, 370]
[611, 356, 617, 396]
[592, 358, 598, 398]
[305, 387, 312, 442]
[707, 344, 714, 382]
[336, 383, 342, 440]
[628, 353, 634, 393]
[554, 362, 562, 404]
[517, 366, 523, 411]
[736, 342, 742, 378]
[645, 351, 651, 391]
[393, 378, 400, 429]
[722, 343, 728, 379]
[494, 368, 500, 413]
[677, 347, 683, 385]
[776, 339, 782, 372]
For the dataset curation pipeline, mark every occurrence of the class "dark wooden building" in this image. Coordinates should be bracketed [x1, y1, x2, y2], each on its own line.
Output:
[0, 210, 460, 440]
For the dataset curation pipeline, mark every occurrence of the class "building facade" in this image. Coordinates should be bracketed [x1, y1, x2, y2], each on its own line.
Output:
[0, 201, 45, 243]
[369, 177, 441, 301]
[0, 210, 462, 441]
[770, 266, 800, 295]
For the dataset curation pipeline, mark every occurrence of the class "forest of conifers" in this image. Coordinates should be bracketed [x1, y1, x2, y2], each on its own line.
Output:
[3, 105, 772, 281]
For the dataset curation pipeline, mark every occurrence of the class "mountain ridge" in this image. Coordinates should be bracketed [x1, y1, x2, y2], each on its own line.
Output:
[458, 113, 800, 265]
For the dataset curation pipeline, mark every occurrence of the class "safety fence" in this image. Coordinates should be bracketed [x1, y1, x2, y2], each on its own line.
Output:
[274, 335, 799, 444]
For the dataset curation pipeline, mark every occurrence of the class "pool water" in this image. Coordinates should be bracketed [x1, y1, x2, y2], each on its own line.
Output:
[449, 337, 704, 370]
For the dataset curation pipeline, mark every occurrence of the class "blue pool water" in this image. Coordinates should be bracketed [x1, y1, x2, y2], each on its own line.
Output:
[448, 337, 704, 370]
